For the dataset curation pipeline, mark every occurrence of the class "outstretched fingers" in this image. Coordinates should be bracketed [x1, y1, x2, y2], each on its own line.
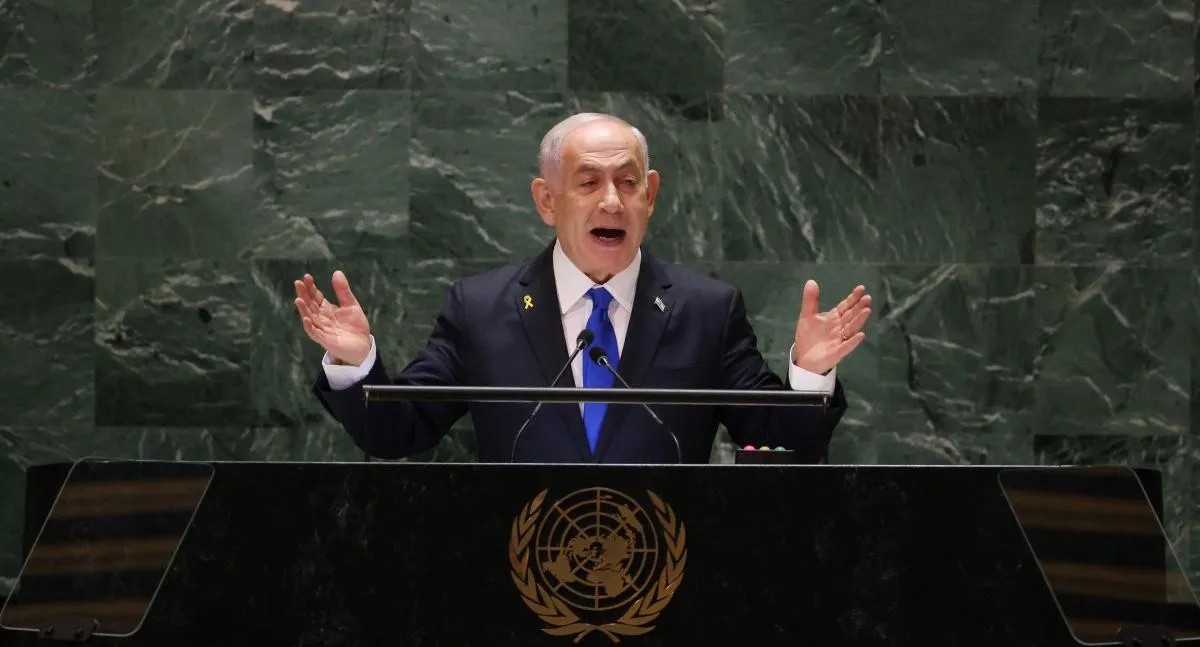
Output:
[294, 273, 326, 307]
[838, 306, 871, 340]
[331, 270, 358, 307]
[294, 274, 331, 340]
[831, 330, 866, 363]
[833, 285, 867, 317]
[307, 273, 328, 305]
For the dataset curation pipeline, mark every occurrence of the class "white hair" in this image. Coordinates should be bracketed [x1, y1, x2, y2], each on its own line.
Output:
[538, 112, 649, 187]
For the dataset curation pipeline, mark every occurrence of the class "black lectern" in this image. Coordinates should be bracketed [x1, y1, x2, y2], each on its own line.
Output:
[2, 459, 1200, 646]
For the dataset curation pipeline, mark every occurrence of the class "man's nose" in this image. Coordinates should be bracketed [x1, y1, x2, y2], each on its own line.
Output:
[599, 182, 623, 213]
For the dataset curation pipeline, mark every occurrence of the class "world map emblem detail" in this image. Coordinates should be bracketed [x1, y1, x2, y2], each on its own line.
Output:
[509, 487, 687, 643]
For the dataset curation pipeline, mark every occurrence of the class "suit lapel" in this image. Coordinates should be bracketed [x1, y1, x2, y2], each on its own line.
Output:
[515, 243, 591, 460]
[593, 253, 674, 462]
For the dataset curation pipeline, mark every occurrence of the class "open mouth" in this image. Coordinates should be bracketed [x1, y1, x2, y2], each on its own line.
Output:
[590, 227, 626, 246]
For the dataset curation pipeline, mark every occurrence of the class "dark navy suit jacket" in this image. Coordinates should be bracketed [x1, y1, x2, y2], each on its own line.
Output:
[313, 242, 847, 463]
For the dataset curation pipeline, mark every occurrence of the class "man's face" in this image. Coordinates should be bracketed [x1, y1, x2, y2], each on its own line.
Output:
[532, 120, 660, 283]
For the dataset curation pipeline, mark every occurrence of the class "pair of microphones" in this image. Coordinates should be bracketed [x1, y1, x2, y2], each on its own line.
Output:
[507, 329, 683, 464]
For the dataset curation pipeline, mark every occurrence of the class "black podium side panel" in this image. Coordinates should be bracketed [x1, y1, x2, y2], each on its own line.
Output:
[4, 463, 1103, 646]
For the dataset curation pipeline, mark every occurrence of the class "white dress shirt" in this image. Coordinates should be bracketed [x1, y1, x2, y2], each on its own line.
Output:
[322, 241, 838, 399]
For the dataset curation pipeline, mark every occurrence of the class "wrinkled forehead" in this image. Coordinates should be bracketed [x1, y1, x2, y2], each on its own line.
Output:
[560, 121, 645, 173]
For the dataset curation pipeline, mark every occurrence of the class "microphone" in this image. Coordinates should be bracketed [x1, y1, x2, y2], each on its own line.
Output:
[588, 346, 682, 464]
[508, 329, 595, 462]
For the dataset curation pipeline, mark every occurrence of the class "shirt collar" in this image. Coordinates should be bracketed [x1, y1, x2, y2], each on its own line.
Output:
[552, 239, 640, 314]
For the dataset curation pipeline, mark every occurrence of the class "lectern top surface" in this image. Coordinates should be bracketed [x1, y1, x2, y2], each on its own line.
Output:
[4, 459, 1200, 646]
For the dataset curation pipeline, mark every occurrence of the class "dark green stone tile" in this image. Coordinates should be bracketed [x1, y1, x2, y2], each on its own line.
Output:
[0, 259, 93, 426]
[409, 90, 566, 263]
[871, 265, 1038, 463]
[717, 263, 884, 463]
[1032, 434, 1192, 466]
[95, 258, 252, 426]
[94, 0, 252, 88]
[835, 429, 1036, 465]
[1032, 267, 1190, 437]
[724, 0, 879, 94]
[1039, 0, 1193, 97]
[0, 89, 95, 259]
[877, 96, 1036, 263]
[252, 90, 411, 260]
[1036, 98, 1193, 267]
[1192, 270, 1200, 583]
[719, 94, 881, 263]
[95, 90, 257, 260]
[880, 0, 1037, 95]
[1194, 269, 1200, 437]
[566, 93, 722, 264]
[0, 425, 297, 593]
[410, 0, 566, 92]
[96, 90, 251, 184]
[567, 0, 722, 93]
[9, 426, 297, 465]
[248, 257, 408, 431]
[253, 0, 411, 91]
[0, 0, 95, 88]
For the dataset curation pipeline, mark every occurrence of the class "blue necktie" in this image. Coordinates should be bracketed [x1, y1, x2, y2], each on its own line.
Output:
[583, 287, 618, 452]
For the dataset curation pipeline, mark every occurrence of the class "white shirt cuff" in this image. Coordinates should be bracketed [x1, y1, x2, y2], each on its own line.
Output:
[321, 335, 377, 390]
[787, 343, 836, 393]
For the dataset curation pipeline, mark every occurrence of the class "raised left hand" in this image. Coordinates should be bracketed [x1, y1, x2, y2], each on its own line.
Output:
[792, 280, 871, 375]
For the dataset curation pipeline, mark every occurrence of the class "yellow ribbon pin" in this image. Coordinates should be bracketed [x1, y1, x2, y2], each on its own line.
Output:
[523, 294, 533, 309]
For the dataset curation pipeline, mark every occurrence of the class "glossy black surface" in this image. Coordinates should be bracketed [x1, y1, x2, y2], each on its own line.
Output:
[2, 462, 1181, 646]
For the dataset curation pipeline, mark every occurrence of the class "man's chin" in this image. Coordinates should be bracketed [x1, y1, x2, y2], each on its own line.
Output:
[582, 247, 637, 279]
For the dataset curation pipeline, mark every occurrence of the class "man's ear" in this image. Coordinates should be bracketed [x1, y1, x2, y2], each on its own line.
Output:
[531, 177, 556, 226]
[645, 169, 661, 216]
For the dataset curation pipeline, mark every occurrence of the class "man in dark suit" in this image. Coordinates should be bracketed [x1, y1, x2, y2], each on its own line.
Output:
[295, 113, 871, 464]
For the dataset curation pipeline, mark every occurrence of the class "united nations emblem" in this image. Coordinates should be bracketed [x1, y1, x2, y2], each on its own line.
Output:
[509, 487, 687, 643]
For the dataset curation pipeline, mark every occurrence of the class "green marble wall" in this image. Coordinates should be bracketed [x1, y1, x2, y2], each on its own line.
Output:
[0, 0, 1196, 600]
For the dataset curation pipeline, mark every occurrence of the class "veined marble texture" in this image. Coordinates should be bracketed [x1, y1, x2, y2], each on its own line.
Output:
[0, 0, 1197, 599]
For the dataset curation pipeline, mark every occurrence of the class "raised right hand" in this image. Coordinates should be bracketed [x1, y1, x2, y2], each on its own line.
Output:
[294, 270, 373, 366]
